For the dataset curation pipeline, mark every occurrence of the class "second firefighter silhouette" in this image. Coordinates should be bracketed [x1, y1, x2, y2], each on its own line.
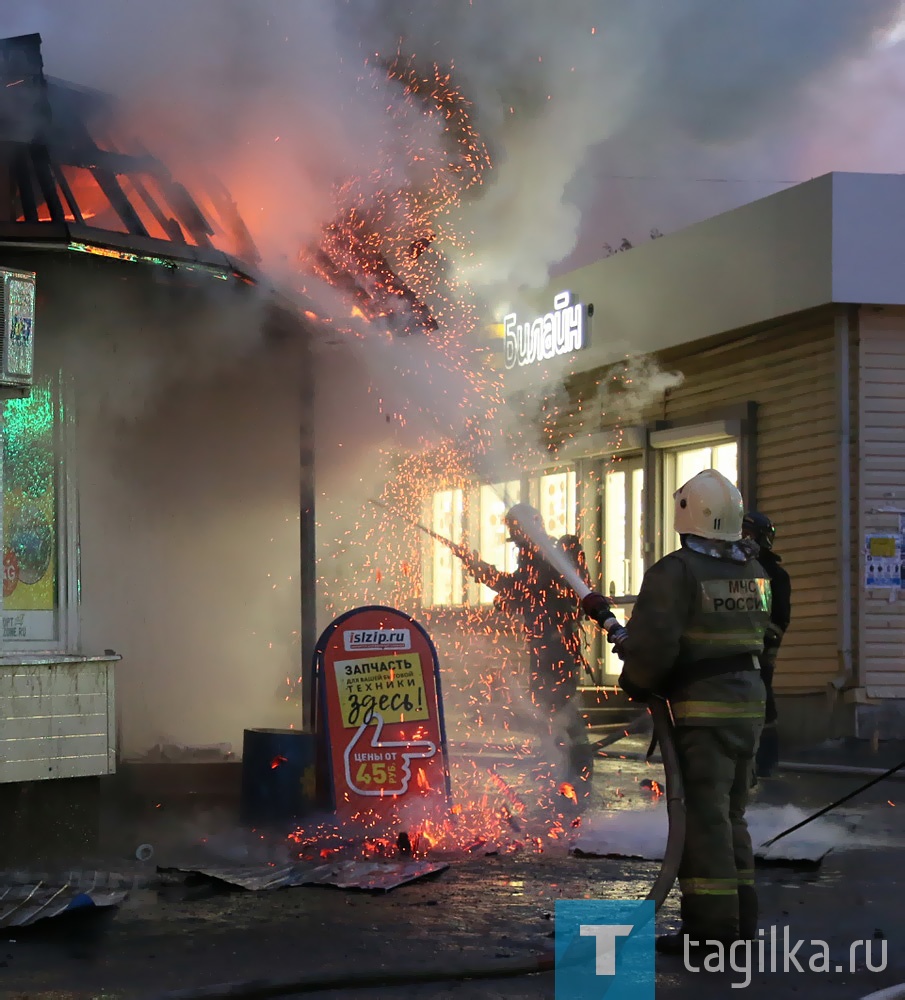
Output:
[463, 503, 594, 786]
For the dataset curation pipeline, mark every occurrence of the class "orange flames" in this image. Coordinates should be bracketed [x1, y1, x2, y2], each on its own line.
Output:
[302, 52, 491, 348]
[559, 783, 578, 805]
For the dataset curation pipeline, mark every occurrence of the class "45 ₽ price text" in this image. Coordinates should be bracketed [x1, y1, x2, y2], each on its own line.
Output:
[353, 756, 399, 789]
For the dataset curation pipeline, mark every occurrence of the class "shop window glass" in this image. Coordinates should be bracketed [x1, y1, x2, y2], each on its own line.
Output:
[428, 488, 464, 606]
[539, 470, 576, 539]
[597, 459, 645, 679]
[630, 467, 645, 595]
[478, 480, 520, 605]
[604, 470, 626, 598]
[3, 377, 59, 643]
[600, 460, 645, 602]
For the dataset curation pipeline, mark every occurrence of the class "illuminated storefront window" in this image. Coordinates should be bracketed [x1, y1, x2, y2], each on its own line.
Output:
[477, 480, 520, 605]
[424, 481, 523, 606]
[539, 470, 576, 540]
[598, 459, 645, 678]
[428, 488, 464, 606]
[2, 376, 59, 643]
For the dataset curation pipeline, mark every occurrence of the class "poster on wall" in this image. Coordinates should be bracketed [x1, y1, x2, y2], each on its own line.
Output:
[899, 516, 905, 587]
[314, 606, 450, 825]
[865, 534, 900, 589]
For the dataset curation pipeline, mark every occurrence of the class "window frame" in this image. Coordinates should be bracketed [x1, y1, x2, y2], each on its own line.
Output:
[647, 403, 757, 563]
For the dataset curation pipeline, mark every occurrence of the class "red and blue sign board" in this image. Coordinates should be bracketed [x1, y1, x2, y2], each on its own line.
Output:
[314, 606, 450, 824]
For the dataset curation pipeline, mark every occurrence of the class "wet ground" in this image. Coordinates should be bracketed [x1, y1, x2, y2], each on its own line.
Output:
[3, 742, 905, 999]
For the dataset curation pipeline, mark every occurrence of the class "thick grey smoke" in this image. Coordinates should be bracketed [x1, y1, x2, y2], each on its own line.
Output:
[2, 1, 903, 758]
[3, 1, 902, 299]
[349, 0, 904, 296]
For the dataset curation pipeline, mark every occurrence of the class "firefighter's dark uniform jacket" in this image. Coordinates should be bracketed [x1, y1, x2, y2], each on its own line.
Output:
[467, 541, 592, 785]
[757, 548, 791, 722]
[619, 534, 771, 941]
[468, 541, 589, 690]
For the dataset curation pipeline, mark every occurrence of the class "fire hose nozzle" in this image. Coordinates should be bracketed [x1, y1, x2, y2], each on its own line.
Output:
[581, 592, 628, 647]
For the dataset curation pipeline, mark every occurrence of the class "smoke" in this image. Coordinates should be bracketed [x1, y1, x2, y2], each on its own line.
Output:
[3, 1, 901, 298]
[347, 0, 904, 295]
[1, 1, 902, 757]
[26, 268, 305, 756]
[575, 803, 875, 863]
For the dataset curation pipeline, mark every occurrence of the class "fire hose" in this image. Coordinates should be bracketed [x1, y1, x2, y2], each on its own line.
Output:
[148, 520, 685, 999]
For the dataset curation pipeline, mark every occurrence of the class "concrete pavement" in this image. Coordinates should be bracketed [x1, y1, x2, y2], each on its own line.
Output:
[2, 749, 904, 999]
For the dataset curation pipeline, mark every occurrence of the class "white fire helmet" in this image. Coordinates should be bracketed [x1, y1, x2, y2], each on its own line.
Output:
[673, 469, 744, 541]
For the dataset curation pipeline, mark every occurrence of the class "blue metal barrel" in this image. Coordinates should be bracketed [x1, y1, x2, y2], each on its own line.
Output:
[239, 728, 320, 826]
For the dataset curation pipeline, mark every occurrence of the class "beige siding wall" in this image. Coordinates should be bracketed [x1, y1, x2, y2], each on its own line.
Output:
[662, 317, 839, 692]
[557, 310, 842, 693]
[858, 307, 905, 697]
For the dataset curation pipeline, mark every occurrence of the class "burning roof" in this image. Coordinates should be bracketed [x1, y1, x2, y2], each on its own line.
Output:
[0, 32, 258, 277]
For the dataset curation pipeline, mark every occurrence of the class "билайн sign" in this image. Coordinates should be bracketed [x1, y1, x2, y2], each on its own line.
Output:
[503, 290, 587, 369]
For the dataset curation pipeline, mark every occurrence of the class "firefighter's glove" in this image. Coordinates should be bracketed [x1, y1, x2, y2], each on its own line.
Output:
[581, 592, 613, 626]
[606, 624, 628, 660]
[618, 670, 651, 703]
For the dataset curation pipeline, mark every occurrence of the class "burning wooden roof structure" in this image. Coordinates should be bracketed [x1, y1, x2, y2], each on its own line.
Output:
[0, 31, 441, 336]
[0, 31, 259, 280]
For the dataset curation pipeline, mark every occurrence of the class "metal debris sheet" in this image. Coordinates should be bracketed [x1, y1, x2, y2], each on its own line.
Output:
[158, 863, 300, 892]
[160, 859, 449, 892]
[0, 869, 147, 928]
[296, 860, 449, 891]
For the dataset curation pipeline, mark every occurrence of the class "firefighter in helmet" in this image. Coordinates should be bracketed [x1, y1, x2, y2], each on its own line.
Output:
[742, 511, 791, 779]
[582, 470, 770, 953]
[463, 503, 594, 789]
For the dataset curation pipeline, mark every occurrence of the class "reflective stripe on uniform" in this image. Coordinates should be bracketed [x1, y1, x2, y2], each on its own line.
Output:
[682, 629, 762, 647]
[737, 869, 755, 887]
[679, 877, 739, 896]
[672, 700, 765, 721]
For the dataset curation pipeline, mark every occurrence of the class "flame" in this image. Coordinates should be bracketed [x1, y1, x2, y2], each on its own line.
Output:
[270, 755, 288, 769]
[559, 782, 578, 804]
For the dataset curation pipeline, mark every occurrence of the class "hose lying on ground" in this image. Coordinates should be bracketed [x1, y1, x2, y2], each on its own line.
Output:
[147, 705, 684, 1000]
[759, 756, 905, 850]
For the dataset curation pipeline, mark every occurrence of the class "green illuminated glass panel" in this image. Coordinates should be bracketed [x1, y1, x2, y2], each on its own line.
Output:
[3, 377, 58, 641]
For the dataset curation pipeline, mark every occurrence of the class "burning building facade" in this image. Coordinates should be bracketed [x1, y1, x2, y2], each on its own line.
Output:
[417, 171, 905, 746]
[0, 32, 318, 840]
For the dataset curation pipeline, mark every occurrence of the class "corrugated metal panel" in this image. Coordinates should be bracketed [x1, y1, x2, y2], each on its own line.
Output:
[858, 309, 905, 696]
[0, 871, 142, 928]
[556, 314, 840, 693]
[0, 660, 117, 782]
[159, 860, 449, 892]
